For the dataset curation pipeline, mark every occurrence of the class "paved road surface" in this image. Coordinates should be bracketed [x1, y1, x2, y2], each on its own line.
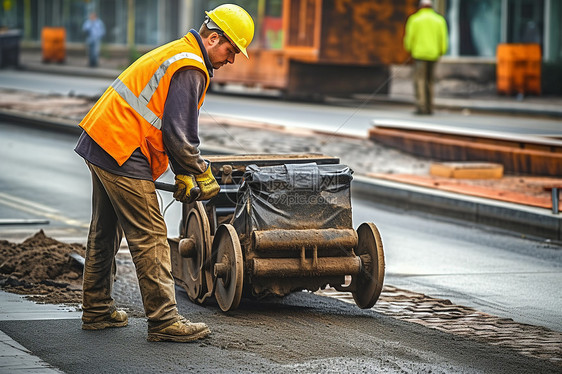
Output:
[1, 119, 561, 332]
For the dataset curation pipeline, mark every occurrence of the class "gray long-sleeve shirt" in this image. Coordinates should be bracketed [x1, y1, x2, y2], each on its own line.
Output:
[162, 67, 208, 176]
[75, 30, 213, 180]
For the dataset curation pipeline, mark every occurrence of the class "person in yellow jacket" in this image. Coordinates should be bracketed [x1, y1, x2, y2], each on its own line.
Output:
[74, 4, 254, 342]
[404, 0, 448, 114]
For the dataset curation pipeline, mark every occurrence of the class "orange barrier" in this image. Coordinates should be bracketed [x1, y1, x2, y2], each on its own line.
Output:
[497, 43, 541, 95]
[41, 27, 66, 63]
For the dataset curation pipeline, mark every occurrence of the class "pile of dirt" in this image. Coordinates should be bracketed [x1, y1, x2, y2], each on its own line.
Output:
[0, 230, 86, 304]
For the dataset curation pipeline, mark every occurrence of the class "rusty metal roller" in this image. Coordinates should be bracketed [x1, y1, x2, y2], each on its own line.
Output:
[251, 257, 361, 278]
[252, 229, 358, 252]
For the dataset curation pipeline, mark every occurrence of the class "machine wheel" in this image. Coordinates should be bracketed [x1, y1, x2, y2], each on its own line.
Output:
[183, 202, 212, 302]
[212, 224, 244, 312]
[352, 222, 385, 309]
[195, 203, 214, 303]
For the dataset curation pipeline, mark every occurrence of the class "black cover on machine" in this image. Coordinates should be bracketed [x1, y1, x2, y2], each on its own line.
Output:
[232, 163, 353, 235]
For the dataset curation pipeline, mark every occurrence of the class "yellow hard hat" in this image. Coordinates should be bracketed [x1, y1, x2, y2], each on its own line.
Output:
[205, 4, 254, 58]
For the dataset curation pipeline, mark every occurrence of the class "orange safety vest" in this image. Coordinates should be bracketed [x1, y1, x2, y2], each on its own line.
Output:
[79, 32, 210, 180]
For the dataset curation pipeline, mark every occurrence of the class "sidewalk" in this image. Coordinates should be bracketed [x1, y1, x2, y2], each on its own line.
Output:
[18, 49, 562, 119]
[0, 291, 77, 373]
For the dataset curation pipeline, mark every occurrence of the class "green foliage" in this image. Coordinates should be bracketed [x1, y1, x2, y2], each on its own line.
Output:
[128, 45, 142, 65]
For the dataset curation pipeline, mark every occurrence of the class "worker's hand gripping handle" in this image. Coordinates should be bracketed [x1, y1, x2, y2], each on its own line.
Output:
[195, 162, 220, 200]
[173, 174, 201, 203]
[154, 161, 219, 202]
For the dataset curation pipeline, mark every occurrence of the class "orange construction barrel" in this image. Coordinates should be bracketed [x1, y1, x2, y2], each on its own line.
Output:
[41, 27, 66, 63]
[496, 43, 541, 96]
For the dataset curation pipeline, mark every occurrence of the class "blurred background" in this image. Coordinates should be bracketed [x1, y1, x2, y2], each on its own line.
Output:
[0, 0, 561, 98]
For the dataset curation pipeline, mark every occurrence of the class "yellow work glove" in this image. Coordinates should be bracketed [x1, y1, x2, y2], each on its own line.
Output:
[173, 174, 201, 203]
[194, 163, 220, 200]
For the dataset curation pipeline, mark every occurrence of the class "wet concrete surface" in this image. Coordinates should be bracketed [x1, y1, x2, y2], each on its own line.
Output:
[1, 289, 559, 374]
[1, 230, 560, 372]
[104, 252, 562, 369]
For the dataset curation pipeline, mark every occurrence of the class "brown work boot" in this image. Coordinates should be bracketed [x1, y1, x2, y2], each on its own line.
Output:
[82, 309, 128, 330]
[147, 317, 210, 342]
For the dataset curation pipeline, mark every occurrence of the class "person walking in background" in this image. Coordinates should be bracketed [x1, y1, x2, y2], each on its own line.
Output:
[403, 0, 448, 115]
[82, 12, 105, 67]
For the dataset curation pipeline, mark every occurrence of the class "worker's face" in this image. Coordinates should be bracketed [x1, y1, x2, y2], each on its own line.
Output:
[206, 32, 239, 69]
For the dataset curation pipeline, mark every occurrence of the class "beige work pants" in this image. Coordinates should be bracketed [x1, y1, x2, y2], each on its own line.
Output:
[82, 162, 180, 332]
[413, 59, 436, 114]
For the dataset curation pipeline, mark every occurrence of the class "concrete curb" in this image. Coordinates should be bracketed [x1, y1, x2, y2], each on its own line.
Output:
[19, 63, 120, 81]
[364, 94, 562, 119]
[0, 109, 80, 134]
[352, 176, 561, 241]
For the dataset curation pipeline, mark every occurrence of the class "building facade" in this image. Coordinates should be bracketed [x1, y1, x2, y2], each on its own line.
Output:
[0, 0, 559, 62]
[0, 0, 190, 47]
[442, 0, 561, 62]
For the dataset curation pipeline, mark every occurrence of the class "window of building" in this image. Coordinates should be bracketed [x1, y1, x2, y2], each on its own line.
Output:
[0, 0, 25, 33]
[160, 0, 180, 43]
[446, 0, 502, 57]
[67, 0, 90, 43]
[1, 0, 180, 46]
[445, 0, 559, 62]
[98, 0, 127, 45]
[134, 0, 157, 45]
[546, 0, 562, 61]
[507, 0, 544, 47]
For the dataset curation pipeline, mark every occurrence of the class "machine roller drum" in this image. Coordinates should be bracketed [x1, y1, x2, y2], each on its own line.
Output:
[212, 224, 244, 312]
[195, 202, 214, 303]
[183, 203, 211, 302]
[352, 222, 385, 309]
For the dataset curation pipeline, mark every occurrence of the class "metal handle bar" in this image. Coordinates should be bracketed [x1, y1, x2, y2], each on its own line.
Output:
[154, 181, 176, 192]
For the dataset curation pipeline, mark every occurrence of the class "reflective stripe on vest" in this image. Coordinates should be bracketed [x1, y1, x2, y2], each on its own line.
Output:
[110, 52, 205, 130]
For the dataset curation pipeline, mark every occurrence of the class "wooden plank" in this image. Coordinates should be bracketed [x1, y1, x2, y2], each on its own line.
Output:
[430, 162, 504, 179]
[369, 127, 562, 176]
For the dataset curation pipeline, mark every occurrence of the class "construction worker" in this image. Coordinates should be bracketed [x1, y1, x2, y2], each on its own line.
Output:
[74, 4, 254, 342]
[403, 0, 448, 115]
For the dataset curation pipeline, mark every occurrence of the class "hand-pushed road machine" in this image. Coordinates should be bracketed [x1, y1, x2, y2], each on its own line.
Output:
[156, 154, 385, 312]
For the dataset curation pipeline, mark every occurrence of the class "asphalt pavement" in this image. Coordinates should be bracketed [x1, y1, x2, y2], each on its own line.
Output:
[1, 53, 562, 372]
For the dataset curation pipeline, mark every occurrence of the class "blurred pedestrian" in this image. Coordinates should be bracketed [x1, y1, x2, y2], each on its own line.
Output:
[404, 0, 448, 115]
[74, 4, 254, 342]
[82, 12, 105, 67]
